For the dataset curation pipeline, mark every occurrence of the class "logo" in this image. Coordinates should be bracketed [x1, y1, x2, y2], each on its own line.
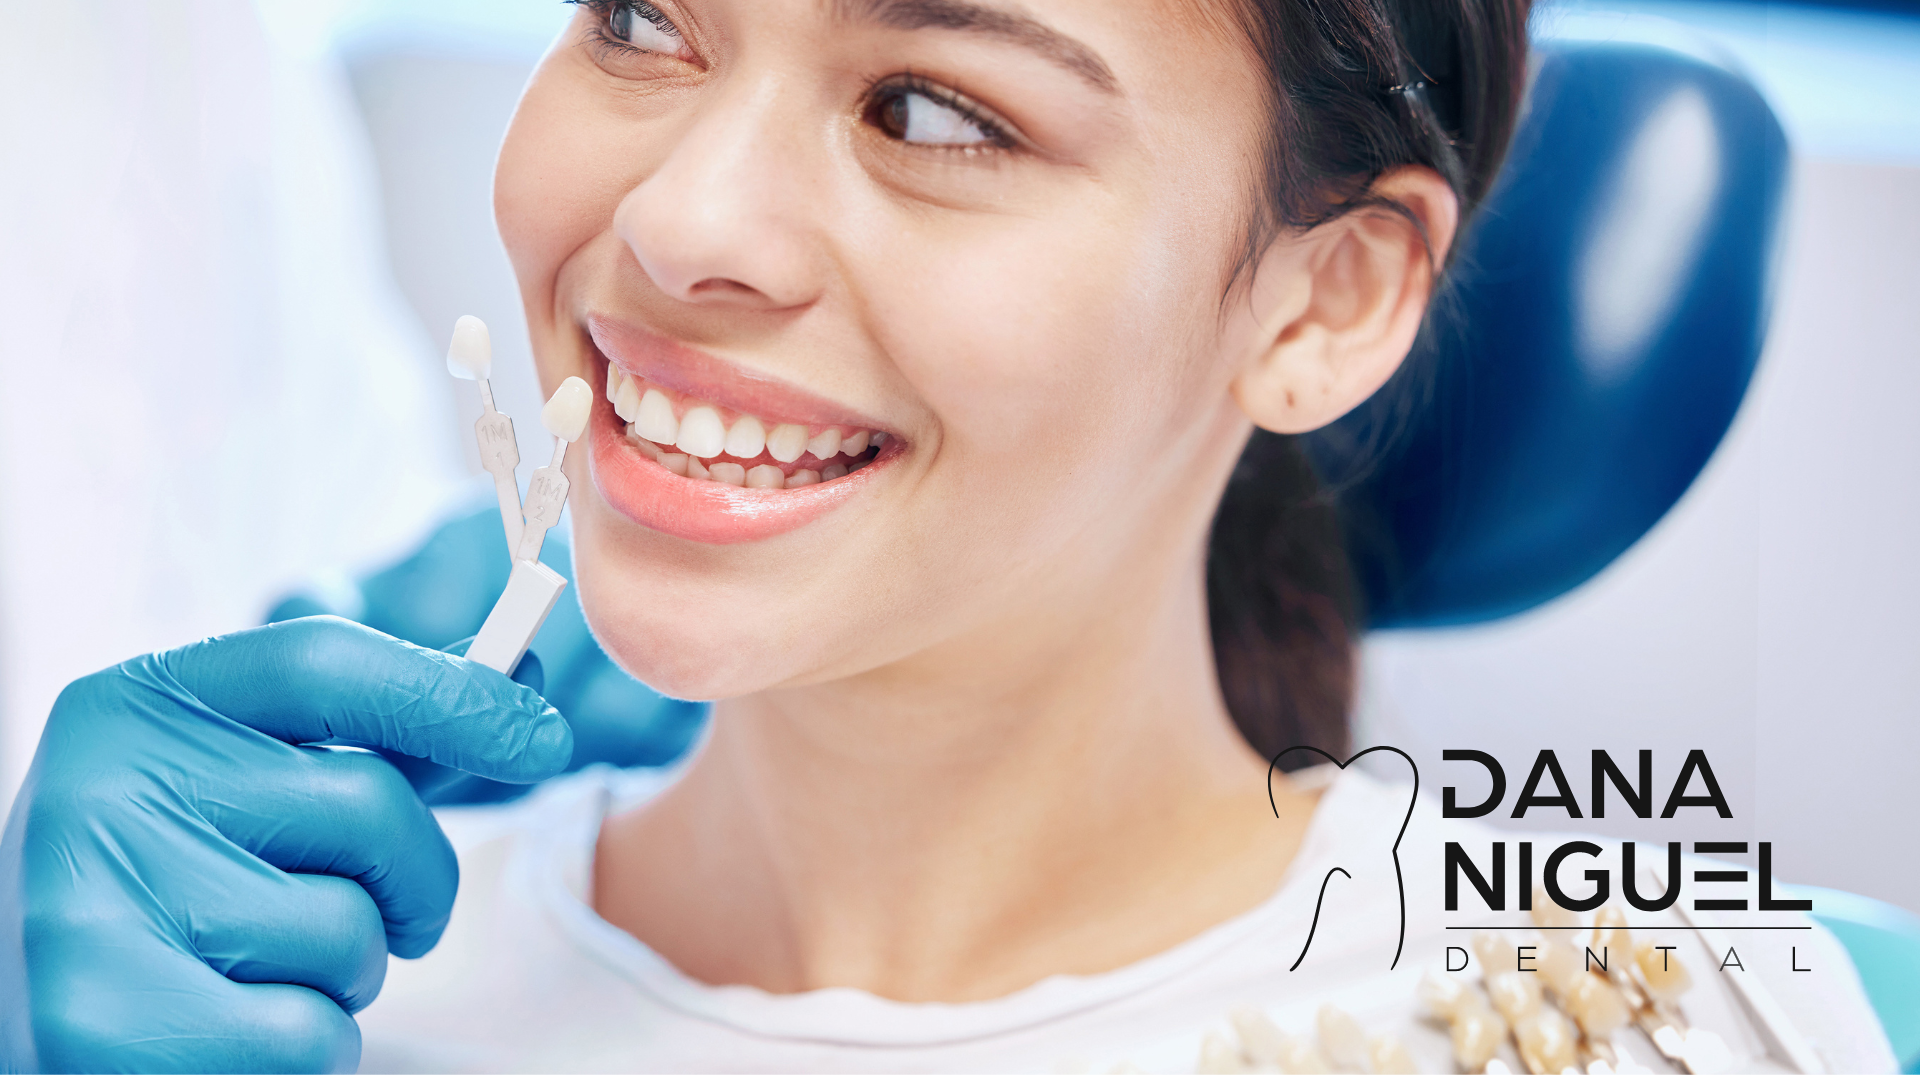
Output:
[1267, 745, 1419, 971]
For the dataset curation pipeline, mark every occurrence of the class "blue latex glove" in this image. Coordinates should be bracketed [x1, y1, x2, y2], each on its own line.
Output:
[0, 616, 572, 1073]
[268, 503, 707, 804]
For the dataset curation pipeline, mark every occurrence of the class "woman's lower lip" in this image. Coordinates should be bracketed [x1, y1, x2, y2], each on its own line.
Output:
[587, 401, 891, 544]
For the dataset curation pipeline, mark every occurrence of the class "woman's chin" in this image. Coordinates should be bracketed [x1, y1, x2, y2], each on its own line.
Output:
[572, 588, 803, 704]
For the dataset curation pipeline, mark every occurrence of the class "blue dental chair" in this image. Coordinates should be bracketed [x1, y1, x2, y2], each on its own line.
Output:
[1295, 40, 1919, 1069]
[272, 41, 1919, 1068]
[1302, 41, 1786, 628]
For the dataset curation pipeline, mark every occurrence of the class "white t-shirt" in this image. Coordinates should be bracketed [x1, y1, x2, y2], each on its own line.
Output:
[356, 764, 1895, 1073]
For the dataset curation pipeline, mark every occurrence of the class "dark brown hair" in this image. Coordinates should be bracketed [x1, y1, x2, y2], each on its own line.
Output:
[1206, 0, 1532, 766]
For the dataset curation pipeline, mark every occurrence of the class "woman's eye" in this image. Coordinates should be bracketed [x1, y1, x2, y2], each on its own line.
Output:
[870, 86, 1007, 148]
[606, 2, 684, 55]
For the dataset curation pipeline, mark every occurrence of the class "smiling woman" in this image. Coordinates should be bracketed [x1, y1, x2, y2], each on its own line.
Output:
[459, 0, 1472, 1047]
[6, 0, 1896, 1072]
[381, 0, 1511, 1059]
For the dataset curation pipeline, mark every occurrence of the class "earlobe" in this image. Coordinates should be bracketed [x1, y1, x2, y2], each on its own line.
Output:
[1231, 167, 1460, 435]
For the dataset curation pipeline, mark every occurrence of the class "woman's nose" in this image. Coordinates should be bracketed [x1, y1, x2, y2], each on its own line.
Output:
[614, 80, 824, 311]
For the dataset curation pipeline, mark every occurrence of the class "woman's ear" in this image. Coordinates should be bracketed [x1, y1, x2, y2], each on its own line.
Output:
[1231, 166, 1460, 435]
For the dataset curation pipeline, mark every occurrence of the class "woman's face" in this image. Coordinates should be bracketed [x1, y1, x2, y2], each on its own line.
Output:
[497, 0, 1277, 699]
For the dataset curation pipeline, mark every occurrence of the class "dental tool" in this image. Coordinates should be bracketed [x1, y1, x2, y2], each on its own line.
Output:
[466, 557, 567, 676]
[464, 377, 592, 677]
[446, 316, 524, 552]
[516, 377, 592, 566]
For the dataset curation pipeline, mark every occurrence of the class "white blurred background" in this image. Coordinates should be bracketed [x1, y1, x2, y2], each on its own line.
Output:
[1, 0, 1915, 911]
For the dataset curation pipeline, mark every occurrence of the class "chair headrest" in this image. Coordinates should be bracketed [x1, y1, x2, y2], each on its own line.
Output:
[1306, 41, 1790, 630]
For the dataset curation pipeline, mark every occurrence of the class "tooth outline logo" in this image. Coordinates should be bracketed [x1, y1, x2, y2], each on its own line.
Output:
[1267, 745, 1420, 971]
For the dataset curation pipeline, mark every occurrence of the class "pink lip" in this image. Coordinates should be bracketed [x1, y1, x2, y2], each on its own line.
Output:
[587, 316, 888, 431]
[583, 318, 901, 545]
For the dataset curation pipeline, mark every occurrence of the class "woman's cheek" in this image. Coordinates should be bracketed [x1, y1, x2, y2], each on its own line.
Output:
[876, 215, 1166, 457]
[495, 70, 639, 318]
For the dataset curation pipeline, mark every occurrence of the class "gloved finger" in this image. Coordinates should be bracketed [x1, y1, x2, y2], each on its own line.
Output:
[436, 635, 546, 695]
[387, 639, 546, 800]
[184, 871, 388, 1014]
[514, 647, 544, 694]
[27, 913, 359, 1074]
[193, 747, 458, 959]
[161, 615, 572, 784]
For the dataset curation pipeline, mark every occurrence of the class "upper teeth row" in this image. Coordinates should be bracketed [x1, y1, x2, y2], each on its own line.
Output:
[607, 361, 884, 463]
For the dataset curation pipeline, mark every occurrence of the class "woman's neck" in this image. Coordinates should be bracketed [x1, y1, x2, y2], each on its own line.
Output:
[592, 550, 1323, 1002]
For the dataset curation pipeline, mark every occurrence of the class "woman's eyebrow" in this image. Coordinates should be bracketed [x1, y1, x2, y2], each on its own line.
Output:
[834, 0, 1119, 94]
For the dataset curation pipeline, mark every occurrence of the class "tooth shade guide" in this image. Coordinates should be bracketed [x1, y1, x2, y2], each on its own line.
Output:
[446, 315, 492, 381]
[508, 376, 592, 567]
[467, 560, 567, 675]
[543, 376, 594, 443]
[449, 314, 521, 551]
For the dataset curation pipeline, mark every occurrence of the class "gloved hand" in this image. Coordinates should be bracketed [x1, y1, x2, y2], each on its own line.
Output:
[268, 504, 707, 804]
[0, 616, 572, 1073]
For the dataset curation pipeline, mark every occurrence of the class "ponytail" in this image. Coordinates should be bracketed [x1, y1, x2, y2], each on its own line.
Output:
[1208, 0, 1533, 763]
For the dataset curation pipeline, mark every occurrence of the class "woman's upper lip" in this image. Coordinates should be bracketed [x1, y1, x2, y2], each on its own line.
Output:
[586, 315, 891, 434]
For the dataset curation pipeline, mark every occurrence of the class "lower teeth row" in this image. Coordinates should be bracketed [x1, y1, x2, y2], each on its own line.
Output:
[626, 427, 869, 489]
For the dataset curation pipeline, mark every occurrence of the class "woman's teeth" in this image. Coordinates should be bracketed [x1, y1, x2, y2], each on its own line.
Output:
[634, 387, 678, 444]
[607, 361, 888, 490]
[767, 423, 808, 463]
[675, 405, 727, 459]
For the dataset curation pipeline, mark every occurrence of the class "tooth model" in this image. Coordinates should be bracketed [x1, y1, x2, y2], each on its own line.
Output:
[461, 370, 588, 677]
[446, 316, 524, 552]
[516, 376, 592, 565]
